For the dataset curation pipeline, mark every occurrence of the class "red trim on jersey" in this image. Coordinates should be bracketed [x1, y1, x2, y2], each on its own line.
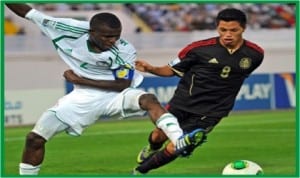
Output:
[165, 103, 170, 111]
[245, 40, 264, 54]
[178, 38, 217, 59]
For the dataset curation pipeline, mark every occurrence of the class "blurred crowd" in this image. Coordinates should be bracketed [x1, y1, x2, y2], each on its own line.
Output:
[5, 3, 296, 35]
[32, 3, 120, 11]
[125, 3, 296, 32]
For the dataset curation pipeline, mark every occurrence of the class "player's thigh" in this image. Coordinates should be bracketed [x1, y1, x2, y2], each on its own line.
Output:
[106, 88, 147, 118]
[32, 111, 69, 141]
[122, 88, 147, 109]
[181, 116, 221, 134]
[169, 107, 221, 133]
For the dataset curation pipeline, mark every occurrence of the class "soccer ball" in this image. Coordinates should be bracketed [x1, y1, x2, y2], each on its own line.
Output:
[222, 160, 263, 175]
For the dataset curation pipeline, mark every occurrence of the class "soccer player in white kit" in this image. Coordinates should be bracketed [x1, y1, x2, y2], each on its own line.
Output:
[6, 3, 205, 175]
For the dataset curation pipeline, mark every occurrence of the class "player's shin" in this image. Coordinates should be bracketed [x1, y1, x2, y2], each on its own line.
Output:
[155, 113, 183, 145]
[148, 130, 165, 150]
[135, 148, 178, 174]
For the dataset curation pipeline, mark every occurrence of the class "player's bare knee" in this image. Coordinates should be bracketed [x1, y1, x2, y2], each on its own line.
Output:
[25, 132, 46, 149]
[139, 93, 160, 109]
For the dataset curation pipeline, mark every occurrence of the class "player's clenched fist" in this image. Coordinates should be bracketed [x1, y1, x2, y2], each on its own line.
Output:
[135, 60, 153, 73]
[63, 69, 82, 84]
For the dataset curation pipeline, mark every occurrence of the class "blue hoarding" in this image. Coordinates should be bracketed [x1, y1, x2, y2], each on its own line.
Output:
[233, 74, 272, 110]
[274, 73, 296, 109]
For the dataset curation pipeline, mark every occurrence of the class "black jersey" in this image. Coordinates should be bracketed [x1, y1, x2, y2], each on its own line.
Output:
[168, 37, 264, 118]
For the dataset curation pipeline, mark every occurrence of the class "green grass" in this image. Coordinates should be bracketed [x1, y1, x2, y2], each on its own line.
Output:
[3, 109, 297, 176]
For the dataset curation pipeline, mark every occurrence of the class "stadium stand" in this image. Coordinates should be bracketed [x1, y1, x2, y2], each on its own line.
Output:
[125, 3, 296, 32]
[5, 3, 296, 35]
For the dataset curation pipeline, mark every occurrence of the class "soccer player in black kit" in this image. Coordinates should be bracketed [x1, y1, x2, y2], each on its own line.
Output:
[133, 8, 264, 174]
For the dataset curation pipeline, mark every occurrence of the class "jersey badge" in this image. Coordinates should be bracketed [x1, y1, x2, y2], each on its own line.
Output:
[42, 19, 56, 27]
[239, 57, 252, 69]
[116, 68, 129, 78]
[168, 58, 181, 67]
[208, 58, 219, 64]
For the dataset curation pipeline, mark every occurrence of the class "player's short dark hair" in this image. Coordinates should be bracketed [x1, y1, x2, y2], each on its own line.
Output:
[216, 8, 247, 28]
[90, 12, 121, 30]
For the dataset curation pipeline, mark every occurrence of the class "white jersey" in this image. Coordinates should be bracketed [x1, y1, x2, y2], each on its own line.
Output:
[25, 9, 143, 87]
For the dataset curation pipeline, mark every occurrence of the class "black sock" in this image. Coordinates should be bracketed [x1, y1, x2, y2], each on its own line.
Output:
[136, 148, 178, 174]
[148, 131, 164, 150]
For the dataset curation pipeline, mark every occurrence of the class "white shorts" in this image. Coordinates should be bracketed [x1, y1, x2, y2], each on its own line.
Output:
[33, 86, 147, 139]
[32, 111, 69, 140]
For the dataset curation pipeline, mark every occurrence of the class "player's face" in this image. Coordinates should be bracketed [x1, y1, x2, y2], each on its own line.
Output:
[89, 25, 121, 52]
[217, 20, 245, 49]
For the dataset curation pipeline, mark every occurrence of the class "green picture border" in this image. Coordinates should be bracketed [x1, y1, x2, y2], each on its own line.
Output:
[1, 0, 299, 178]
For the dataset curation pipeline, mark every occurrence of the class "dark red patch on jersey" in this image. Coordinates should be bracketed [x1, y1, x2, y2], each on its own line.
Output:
[165, 103, 170, 111]
[178, 38, 217, 59]
[245, 40, 264, 54]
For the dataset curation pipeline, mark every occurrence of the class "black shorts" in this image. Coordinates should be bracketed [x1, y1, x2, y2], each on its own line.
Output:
[168, 105, 222, 134]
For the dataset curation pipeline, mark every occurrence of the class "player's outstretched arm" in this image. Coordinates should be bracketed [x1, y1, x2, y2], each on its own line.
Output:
[6, 4, 32, 18]
[63, 70, 131, 92]
[135, 59, 174, 77]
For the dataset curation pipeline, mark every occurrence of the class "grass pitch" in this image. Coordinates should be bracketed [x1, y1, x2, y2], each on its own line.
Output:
[3, 109, 297, 176]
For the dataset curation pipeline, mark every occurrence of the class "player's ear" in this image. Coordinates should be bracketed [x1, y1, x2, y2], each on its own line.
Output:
[242, 26, 246, 32]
